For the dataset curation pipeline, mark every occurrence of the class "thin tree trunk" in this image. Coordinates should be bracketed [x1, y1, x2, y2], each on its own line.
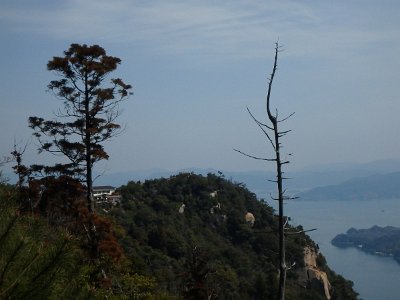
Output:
[84, 73, 94, 213]
[234, 42, 290, 300]
[275, 122, 286, 300]
[266, 44, 286, 300]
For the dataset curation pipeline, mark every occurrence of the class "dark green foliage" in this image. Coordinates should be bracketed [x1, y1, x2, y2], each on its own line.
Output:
[0, 184, 177, 299]
[110, 173, 358, 299]
[0, 193, 88, 299]
[329, 274, 359, 300]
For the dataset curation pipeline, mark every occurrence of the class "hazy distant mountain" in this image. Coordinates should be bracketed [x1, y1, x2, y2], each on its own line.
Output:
[298, 172, 400, 201]
[291, 159, 400, 190]
[95, 168, 278, 198]
[95, 159, 400, 198]
[298, 159, 400, 173]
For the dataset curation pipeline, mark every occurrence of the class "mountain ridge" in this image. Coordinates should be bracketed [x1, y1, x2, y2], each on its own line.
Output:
[298, 171, 400, 201]
[95, 159, 400, 200]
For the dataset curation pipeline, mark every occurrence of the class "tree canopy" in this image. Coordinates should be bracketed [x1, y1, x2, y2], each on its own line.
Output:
[29, 44, 132, 211]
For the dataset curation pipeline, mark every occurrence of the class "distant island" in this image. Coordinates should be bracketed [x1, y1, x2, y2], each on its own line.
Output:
[332, 225, 400, 263]
[298, 171, 400, 201]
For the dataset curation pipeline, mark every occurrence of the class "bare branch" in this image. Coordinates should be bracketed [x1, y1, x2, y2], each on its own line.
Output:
[285, 228, 317, 235]
[286, 261, 296, 270]
[278, 112, 295, 123]
[278, 129, 292, 136]
[233, 149, 276, 161]
[246, 107, 274, 130]
[283, 217, 289, 228]
[246, 107, 276, 151]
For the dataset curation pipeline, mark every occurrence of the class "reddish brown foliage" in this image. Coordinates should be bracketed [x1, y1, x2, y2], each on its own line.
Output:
[21, 175, 123, 262]
[88, 213, 124, 262]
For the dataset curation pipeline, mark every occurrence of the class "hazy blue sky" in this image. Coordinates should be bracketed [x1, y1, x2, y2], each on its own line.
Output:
[1, 1, 400, 175]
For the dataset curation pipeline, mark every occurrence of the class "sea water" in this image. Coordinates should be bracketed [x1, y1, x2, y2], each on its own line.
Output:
[268, 199, 400, 300]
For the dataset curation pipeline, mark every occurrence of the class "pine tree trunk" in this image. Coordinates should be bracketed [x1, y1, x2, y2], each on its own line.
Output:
[84, 73, 94, 213]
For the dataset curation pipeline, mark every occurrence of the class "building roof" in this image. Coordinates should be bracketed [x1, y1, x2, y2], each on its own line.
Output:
[93, 186, 116, 190]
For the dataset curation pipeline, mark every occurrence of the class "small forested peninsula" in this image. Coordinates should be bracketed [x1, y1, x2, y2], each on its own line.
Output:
[332, 225, 400, 263]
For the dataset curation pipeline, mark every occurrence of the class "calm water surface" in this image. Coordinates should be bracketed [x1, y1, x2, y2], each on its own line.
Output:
[269, 199, 400, 300]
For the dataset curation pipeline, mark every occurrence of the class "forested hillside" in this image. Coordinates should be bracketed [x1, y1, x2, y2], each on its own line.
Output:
[0, 182, 170, 299]
[110, 173, 358, 299]
[0, 168, 359, 299]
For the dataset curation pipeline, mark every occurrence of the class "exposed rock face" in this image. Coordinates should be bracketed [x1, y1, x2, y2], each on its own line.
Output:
[209, 191, 218, 198]
[178, 203, 186, 214]
[244, 212, 255, 226]
[302, 246, 332, 299]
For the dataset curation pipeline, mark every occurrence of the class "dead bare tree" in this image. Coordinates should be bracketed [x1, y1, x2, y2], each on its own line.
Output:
[11, 139, 30, 190]
[234, 42, 296, 300]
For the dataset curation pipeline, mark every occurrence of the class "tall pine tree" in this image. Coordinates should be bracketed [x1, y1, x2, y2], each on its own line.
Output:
[29, 44, 132, 212]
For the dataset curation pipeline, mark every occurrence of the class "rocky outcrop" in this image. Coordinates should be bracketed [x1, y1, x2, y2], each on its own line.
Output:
[244, 212, 255, 226]
[302, 246, 332, 299]
[178, 203, 186, 214]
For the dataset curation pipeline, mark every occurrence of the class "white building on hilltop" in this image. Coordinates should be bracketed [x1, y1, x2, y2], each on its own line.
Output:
[93, 186, 121, 208]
